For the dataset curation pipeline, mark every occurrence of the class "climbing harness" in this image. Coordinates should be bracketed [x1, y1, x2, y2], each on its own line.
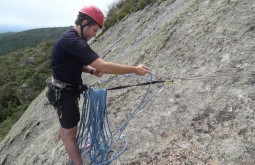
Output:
[46, 77, 72, 106]
[46, 76, 73, 89]
[46, 77, 88, 120]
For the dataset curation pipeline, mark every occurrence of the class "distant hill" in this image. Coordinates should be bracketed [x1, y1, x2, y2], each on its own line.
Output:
[0, 25, 28, 33]
[0, 27, 69, 56]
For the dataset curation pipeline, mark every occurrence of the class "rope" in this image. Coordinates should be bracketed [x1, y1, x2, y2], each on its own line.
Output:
[111, 74, 165, 137]
[76, 72, 165, 165]
[76, 68, 249, 164]
[99, 69, 240, 91]
[77, 88, 115, 165]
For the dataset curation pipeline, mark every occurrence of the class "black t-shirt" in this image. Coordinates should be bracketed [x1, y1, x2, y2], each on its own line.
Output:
[51, 27, 99, 86]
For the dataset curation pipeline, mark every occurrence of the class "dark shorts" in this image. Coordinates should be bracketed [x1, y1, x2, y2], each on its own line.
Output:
[46, 84, 80, 129]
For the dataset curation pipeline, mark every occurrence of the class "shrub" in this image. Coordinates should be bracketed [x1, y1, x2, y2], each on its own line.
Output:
[104, 0, 157, 31]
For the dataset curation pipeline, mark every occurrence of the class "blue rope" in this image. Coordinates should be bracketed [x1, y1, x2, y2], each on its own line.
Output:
[111, 73, 165, 138]
[76, 72, 165, 164]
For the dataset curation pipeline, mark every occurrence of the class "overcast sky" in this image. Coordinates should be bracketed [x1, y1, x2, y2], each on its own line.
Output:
[0, 0, 117, 31]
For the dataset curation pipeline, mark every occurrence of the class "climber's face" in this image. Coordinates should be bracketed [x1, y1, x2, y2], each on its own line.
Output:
[82, 23, 100, 41]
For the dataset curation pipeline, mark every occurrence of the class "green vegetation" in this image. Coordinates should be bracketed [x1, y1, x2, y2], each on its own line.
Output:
[104, 0, 156, 31]
[0, 40, 54, 141]
[0, 26, 69, 141]
[0, 27, 68, 141]
[103, 0, 168, 31]
[0, 27, 69, 56]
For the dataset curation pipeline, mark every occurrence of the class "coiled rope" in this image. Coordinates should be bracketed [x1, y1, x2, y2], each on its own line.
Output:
[76, 72, 165, 165]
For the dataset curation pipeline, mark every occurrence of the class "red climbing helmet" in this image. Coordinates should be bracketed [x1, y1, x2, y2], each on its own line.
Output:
[79, 5, 104, 28]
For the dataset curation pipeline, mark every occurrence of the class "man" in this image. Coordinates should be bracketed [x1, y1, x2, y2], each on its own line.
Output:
[46, 5, 149, 165]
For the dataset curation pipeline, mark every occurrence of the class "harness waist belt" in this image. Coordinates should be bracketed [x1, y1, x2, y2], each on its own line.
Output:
[50, 77, 72, 89]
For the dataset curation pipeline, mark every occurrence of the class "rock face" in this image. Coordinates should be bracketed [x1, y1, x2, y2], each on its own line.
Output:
[1, 0, 255, 164]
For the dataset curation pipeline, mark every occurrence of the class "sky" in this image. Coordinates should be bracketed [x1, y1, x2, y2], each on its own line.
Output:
[0, 0, 117, 32]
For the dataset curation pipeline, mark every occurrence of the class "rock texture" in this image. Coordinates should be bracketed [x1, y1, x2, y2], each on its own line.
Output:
[1, 0, 255, 164]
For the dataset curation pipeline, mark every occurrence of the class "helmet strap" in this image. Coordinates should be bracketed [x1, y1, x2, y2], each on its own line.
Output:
[80, 21, 93, 39]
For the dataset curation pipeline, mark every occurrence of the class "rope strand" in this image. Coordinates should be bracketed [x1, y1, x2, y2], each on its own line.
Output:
[76, 72, 164, 165]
